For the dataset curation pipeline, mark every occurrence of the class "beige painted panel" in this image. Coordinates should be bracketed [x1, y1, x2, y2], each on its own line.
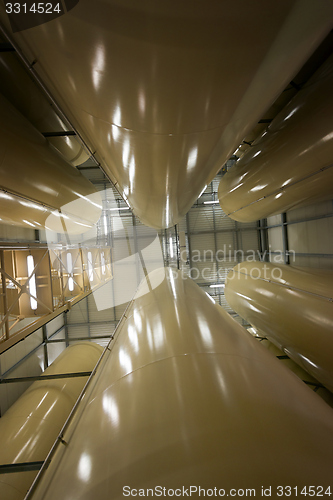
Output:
[219, 52, 333, 221]
[188, 207, 216, 232]
[190, 233, 215, 255]
[238, 229, 259, 254]
[1, 1, 333, 227]
[0, 342, 103, 499]
[292, 255, 333, 271]
[267, 214, 281, 226]
[27, 268, 333, 500]
[288, 218, 333, 255]
[0, 225, 35, 242]
[225, 262, 333, 391]
[268, 226, 284, 253]
[286, 199, 333, 222]
[216, 232, 235, 254]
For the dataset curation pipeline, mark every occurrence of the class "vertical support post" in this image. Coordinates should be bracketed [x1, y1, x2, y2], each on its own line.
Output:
[79, 246, 86, 292]
[281, 213, 290, 265]
[59, 249, 65, 306]
[105, 184, 112, 248]
[86, 294, 91, 339]
[42, 323, 49, 370]
[132, 214, 142, 287]
[64, 311, 69, 347]
[212, 203, 221, 305]
[178, 231, 187, 271]
[164, 229, 169, 266]
[158, 229, 165, 265]
[234, 220, 241, 263]
[132, 214, 151, 290]
[109, 213, 117, 327]
[0, 251, 9, 340]
[186, 213, 193, 276]
[168, 229, 173, 265]
[174, 225, 180, 270]
[47, 251, 55, 312]
[256, 220, 262, 257]
[258, 219, 269, 262]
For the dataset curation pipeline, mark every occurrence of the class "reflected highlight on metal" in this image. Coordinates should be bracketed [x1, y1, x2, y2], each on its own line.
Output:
[225, 262, 333, 391]
[1, 1, 333, 227]
[26, 268, 333, 499]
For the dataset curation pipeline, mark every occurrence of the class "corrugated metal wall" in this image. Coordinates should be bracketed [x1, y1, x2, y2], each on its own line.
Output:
[267, 199, 333, 269]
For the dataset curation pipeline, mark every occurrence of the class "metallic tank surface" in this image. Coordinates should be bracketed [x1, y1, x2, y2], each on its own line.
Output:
[218, 53, 333, 221]
[26, 268, 333, 499]
[0, 341, 103, 500]
[0, 92, 102, 233]
[0, 47, 89, 166]
[1, 0, 333, 227]
[225, 262, 333, 391]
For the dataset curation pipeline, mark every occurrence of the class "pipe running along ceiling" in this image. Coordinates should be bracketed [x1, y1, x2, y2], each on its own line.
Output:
[224, 262, 333, 392]
[0, 92, 102, 234]
[218, 53, 333, 221]
[1, 0, 333, 228]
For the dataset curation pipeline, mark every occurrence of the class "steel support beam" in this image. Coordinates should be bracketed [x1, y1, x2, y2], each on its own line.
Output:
[281, 212, 290, 265]
[188, 226, 257, 236]
[212, 196, 221, 305]
[0, 371, 92, 384]
[175, 225, 180, 270]
[258, 219, 269, 261]
[0, 250, 9, 340]
[186, 213, 193, 272]
[0, 462, 43, 474]
[48, 335, 112, 343]
[132, 214, 142, 286]
[42, 324, 49, 370]
[42, 131, 76, 137]
[260, 211, 333, 230]
[64, 311, 69, 348]
[0, 42, 15, 52]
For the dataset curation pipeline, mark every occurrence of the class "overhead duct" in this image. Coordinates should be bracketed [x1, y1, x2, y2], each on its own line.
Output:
[0, 39, 89, 167]
[26, 268, 333, 499]
[224, 261, 333, 391]
[0, 92, 102, 234]
[218, 52, 333, 221]
[0, 341, 103, 500]
[1, 1, 333, 228]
